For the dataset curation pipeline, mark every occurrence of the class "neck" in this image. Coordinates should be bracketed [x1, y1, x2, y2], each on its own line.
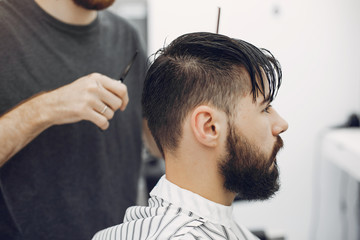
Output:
[165, 149, 236, 206]
[34, 0, 97, 25]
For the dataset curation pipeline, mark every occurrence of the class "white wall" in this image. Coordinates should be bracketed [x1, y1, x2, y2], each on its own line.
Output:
[147, 0, 360, 239]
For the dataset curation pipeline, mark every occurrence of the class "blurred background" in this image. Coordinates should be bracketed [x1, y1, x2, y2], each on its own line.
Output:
[110, 0, 360, 239]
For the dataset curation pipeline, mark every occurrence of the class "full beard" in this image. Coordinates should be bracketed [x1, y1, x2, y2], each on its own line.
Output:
[219, 124, 284, 201]
[72, 0, 115, 10]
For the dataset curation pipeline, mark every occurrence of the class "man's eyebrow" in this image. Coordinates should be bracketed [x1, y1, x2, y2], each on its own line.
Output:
[260, 98, 271, 106]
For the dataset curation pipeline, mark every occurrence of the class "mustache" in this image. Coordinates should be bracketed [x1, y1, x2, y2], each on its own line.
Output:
[270, 136, 284, 162]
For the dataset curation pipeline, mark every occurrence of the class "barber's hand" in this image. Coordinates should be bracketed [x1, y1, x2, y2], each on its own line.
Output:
[41, 73, 129, 130]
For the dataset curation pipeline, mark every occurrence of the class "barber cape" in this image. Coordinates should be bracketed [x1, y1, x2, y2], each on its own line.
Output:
[92, 175, 259, 240]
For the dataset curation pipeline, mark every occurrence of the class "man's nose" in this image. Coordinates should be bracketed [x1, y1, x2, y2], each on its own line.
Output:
[272, 111, 289, 136]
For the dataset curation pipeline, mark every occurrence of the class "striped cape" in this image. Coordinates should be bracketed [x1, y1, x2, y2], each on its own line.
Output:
[92, 175, 258, 240]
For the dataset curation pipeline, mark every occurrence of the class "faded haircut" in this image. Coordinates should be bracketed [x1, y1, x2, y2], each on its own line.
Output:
[142, 32, 282, 156]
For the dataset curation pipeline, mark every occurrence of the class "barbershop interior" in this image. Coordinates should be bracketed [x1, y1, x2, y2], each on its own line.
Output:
[1, 0, 359, 239]
[110, 0, 360, 239]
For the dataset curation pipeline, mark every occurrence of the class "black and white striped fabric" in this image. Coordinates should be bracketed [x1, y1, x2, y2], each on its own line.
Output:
[92, 175, 259, 240]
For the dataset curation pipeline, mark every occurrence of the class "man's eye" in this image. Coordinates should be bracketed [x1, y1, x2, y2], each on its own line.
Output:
[263, 105, 272, 113]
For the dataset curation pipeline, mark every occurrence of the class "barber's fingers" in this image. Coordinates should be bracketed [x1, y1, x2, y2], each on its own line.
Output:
[93, 74, 129, 111]
[47, 73, 129, 129]
[97, 86, 125, 113]
[80, 100, 113, 130]
[96, 104, 113, 120]
[86, 109, 110, 130]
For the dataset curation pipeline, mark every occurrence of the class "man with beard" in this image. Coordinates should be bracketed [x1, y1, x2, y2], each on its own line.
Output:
[0, 0, 155, 239]
[93, 32, 288, 240]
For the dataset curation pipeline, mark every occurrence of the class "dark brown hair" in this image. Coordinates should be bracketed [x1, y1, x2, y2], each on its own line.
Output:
[72, 0, 114, 10]
[142, 32, 282, 156]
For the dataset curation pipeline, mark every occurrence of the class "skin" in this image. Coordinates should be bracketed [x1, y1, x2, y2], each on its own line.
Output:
[35, 0, 98, 25]
[0, 0, 160, 167]
[165, 89, 288, 206]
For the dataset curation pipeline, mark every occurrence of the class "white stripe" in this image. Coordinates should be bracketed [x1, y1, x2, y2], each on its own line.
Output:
[91, 176, 259, 240]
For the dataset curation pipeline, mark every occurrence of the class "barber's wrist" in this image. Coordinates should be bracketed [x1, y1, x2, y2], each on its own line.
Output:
[26, 91, 55, 130]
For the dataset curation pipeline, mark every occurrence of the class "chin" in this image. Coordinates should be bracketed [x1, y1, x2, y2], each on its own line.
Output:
[73, 0, 115, 10]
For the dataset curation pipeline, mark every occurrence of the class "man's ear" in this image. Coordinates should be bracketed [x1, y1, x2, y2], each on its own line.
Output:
[190, 105, 224, 148]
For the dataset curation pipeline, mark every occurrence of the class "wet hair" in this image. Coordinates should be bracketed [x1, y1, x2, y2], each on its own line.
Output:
[142, 32, 282, 156]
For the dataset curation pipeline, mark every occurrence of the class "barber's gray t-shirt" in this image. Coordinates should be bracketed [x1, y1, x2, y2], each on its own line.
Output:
[0, 0, 146, 239]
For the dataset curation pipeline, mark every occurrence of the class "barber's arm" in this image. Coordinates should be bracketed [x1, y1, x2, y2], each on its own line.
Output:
[0, 73, 128, 167]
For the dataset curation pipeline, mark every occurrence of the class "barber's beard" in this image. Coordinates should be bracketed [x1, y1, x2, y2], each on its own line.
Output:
[73, 0, 115, 10]
[219, 124, 284, 201]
